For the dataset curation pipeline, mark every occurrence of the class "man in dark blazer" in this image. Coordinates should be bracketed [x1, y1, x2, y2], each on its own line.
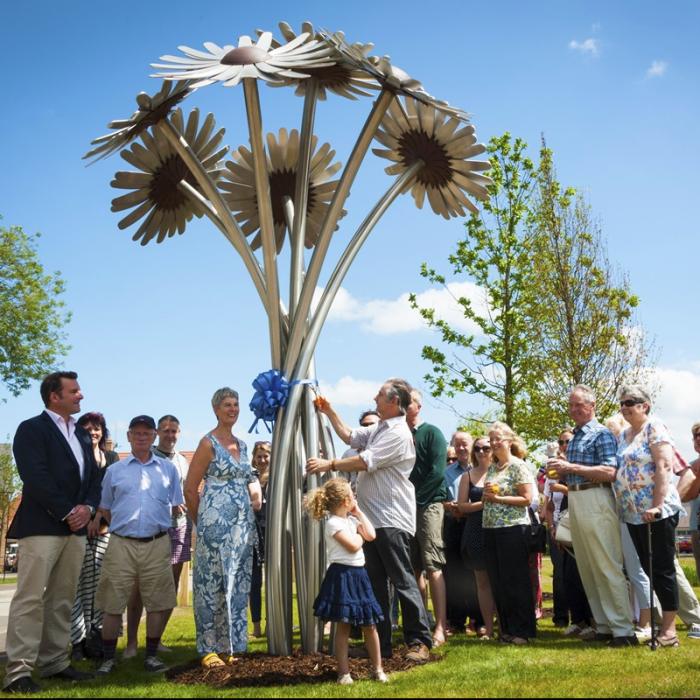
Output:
[2, 371, 101, 694]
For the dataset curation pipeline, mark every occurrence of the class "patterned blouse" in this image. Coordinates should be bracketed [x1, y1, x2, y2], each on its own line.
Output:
[614, 417, 683, 525]
[482, 458, 532, 529]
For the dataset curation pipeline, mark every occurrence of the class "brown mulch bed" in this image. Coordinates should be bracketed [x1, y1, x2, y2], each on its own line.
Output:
[166, 647, 439, 688]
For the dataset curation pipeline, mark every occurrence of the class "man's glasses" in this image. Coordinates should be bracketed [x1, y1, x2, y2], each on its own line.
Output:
[620, 399, 644, 408]
[558, 439, 570, 446]
[474, 446, 491, 453]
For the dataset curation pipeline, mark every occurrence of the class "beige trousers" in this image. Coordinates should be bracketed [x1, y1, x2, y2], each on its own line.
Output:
[3, 535, 86, 686]
[569, 487, 634, 637]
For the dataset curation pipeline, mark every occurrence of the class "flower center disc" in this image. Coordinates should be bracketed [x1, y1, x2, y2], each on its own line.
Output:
[398, 130, 451, 188]
[150, 154, 194, 210]
[221, 46, 269, 65]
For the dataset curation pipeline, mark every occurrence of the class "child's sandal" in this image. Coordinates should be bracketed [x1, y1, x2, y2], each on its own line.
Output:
[201, 652, 226, 668]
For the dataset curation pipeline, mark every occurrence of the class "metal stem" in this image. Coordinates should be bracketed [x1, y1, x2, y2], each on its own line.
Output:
[283, 89, 394, 377]
[243, 78, 283, 369]
[156, 120, 268, 310]
[289, 79, 318, 318]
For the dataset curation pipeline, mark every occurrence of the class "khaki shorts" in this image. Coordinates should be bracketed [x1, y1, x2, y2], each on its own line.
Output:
[95, 533, 176, 614]
[410, 502, 446, 573]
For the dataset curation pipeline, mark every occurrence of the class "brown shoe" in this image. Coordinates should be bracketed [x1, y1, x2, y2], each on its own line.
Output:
[405, 643, 430, 662]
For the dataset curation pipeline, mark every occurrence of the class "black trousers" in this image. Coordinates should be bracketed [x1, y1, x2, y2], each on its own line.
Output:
[627, 514, 679, 612]
[548, 531, 569, 626]
[364, 527, 433, 656]
[483, 526, 536, 639]
[443, 516, 482, 630]
[562, 548, 592, 626]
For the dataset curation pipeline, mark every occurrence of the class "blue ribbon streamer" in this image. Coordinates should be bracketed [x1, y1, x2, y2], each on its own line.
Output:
[248, 370, 318, 433]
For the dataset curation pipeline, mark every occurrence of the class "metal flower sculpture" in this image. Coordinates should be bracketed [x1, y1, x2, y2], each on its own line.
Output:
[111, 109, 227, 244]
[84, 81, 193, 163]
[152, 32, 333, 88]
[88, 21, 491, 658]
[261, 23, 378, 100]
[372, 97, 491, 218]
[220, 128, 342, 251]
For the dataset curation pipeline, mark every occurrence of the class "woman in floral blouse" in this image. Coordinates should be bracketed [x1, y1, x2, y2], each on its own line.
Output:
[614, 384, 683, 647]
[482, 421, 536, 644]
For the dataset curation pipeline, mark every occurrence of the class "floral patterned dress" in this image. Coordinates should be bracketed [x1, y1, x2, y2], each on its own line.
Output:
[193, 434, 257, 655]
[614, 417, 683, 525]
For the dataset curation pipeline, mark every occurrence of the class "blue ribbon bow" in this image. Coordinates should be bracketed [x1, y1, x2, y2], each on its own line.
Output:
[249, 369, 289, 433]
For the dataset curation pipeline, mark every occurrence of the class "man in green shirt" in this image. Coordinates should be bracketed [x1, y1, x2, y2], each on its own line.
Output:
[407, 389, 448, 646]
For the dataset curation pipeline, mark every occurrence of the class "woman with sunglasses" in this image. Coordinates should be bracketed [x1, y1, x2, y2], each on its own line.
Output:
[481, 422, 536, 644]
[70, 412, 119, 660]
[613, 385, 683, 647]
[456, 436, 495, 638]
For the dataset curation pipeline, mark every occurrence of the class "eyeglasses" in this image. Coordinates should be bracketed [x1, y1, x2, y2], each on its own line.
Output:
[558, 439, 570, 446]
[474, 446, 491, 453]
[620, 399, 645, 408]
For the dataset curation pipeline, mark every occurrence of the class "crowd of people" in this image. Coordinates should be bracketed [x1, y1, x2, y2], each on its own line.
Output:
[3, 370, 700, 691]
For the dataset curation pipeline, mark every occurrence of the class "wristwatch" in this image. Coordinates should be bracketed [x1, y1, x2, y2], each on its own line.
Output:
[88, 505, 96, 517]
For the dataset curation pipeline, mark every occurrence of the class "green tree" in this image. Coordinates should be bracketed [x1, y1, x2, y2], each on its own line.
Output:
[522, 139, 656, 435]
[409, 133, 537, 435]
[0, 443, 20, 573]
[0, 221, 70, 399]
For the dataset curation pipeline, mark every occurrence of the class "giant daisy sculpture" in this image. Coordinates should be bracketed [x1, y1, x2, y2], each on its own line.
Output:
[83, 81, 193, 163]
[111, 108, 227, 244]
[260, 22, 378, 100]
[88, 21, 492, 658]
[151, 31, 334, 88]
[372, 96, 492, 218]
[220, 128, 342, 252]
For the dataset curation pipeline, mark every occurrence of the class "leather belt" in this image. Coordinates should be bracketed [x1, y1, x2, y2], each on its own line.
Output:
[568, 482, 611, 492]
[115, 531, 167, 542]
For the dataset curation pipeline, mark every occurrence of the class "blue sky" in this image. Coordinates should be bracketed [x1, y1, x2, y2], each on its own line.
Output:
[1, 0, 699, 456]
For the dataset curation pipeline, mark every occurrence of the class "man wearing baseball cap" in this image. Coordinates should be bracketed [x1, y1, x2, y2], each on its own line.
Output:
[91, 415, 184, 676]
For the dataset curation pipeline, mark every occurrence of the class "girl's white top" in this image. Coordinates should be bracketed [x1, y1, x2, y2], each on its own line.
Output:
[325, 514, 365, 567]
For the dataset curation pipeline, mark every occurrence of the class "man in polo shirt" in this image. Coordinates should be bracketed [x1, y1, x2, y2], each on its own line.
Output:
[93, 415, 185, 674]
[406, 389, 448, 647]
[547, 384, 637, 647]
[306, 378, 433, 661]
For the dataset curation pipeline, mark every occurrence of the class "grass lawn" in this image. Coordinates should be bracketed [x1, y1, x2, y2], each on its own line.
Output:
[5, 557, 700, 697]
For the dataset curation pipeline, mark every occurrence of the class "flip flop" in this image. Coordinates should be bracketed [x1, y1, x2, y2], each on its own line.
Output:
[201, 652, 226, 668]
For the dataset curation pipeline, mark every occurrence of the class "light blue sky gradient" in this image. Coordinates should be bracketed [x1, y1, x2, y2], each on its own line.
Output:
[1, 0, 698, 455]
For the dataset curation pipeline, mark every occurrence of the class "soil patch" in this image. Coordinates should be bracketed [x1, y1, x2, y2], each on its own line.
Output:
[167, 646, 439, 688]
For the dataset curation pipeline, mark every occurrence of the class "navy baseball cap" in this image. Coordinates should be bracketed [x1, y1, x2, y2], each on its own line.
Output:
[128, 415, 156, 430]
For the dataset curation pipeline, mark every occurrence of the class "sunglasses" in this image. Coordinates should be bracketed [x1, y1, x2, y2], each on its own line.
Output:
[558, 439, 570, 446]
[474, 446, 491, 453]
[620, 399, 645, 408]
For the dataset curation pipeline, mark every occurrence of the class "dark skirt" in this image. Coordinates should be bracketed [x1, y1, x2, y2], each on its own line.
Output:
[313, 563, 384, 626]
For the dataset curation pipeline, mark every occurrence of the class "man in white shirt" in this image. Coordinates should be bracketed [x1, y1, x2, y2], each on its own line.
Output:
[307, 378, 432, 661]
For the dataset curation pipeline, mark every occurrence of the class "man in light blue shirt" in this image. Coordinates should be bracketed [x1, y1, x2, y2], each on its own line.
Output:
[93, 415, 184, 676]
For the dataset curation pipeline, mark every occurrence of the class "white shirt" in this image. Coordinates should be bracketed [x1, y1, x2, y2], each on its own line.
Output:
[351, 415, 417, 535]
[45, 409, 85, 479]
[325, 515, 365, 567]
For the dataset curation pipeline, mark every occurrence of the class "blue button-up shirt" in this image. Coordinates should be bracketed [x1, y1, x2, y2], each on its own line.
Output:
[99, 453, 184, 537]
[444, 460, 470, 501]
[565, 419, 618, 486]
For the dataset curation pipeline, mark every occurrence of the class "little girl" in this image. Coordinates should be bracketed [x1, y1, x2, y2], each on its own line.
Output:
[306, 478, 388, 685]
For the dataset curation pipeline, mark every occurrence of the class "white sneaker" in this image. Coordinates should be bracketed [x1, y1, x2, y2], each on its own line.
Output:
[687, 623, 700, 639]
[372, 669, 389, 683]
[144, 656, 168, 673]
[634, 626, 652, 641]
[337, 673, 353, 685]
[96, 658, 117, 675]
[563, 624, 581, 636]
[578, 626, 596, 641]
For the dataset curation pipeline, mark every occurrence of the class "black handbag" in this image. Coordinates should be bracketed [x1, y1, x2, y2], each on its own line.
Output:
[525, 507, 547, 554]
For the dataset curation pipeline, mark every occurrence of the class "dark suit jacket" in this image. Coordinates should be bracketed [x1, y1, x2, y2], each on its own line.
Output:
[8, 411, 101, 538]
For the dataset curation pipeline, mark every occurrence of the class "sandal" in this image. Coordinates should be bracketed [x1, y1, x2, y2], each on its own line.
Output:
[218, 654, 239, 665]
[201, 652, 226, 668]
[650, 635, 679, 648]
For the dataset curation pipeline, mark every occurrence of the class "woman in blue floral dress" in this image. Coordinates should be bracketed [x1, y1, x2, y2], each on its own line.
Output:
[184, 387, 262, 667]
[613, 384, 683, 647]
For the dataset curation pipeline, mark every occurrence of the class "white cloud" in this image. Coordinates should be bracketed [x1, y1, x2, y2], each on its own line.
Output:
[646, 60, 668, 79]
[317, 376, 380, 407]
[651, 366, 700, 459]
[569, 38, 600, 56]
[314, 284, 487, 336]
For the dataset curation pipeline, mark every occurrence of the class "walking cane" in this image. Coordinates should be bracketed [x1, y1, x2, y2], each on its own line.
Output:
[648, 516, 658, 651]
